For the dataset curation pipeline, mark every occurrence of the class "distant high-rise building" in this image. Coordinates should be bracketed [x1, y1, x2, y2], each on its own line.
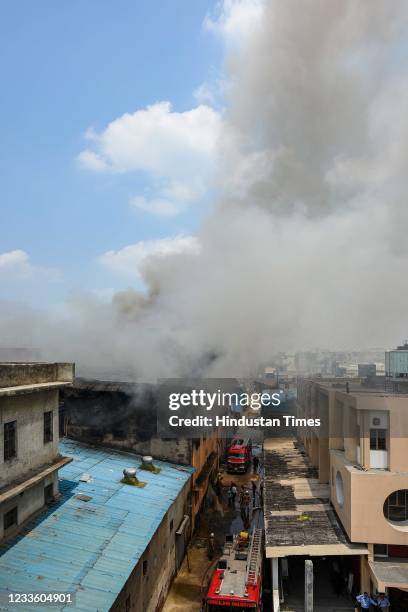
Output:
[385, 342, 408, 379]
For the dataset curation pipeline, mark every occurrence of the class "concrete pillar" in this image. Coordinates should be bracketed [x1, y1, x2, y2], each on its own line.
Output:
[305, 559, 313, 612]
[318, 436, 329, 483]
[360, 555, 371, 593]
[361, 412, 371, 469]
[272, 558, 280, 612]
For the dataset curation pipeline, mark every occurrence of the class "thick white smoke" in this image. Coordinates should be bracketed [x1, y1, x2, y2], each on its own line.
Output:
[2, 0, 408, 380]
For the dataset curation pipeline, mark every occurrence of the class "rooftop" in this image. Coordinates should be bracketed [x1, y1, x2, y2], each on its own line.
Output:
[370, 558, 408, 591]
[0, 439, 193, 611]
[0, 362, 74, 396]
[303, 377, 408, 398]
[263, 438, 368, 558]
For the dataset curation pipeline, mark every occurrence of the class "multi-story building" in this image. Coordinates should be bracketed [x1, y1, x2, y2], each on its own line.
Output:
[297, 377, 408, 608]
[0, 362, 74, 541]
[0, 438, 193, 611]
[385, 342, 408, 394]
[61, 378, 236, 530]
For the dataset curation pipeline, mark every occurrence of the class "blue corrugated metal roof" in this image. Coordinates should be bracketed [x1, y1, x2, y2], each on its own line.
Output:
[0, 439, 193, 612]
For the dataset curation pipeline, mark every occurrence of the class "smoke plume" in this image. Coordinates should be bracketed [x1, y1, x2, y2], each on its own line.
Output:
[2, 0, 408, 380]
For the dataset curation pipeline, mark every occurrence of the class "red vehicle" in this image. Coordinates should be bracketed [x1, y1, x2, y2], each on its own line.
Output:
[227, 438, 252, 473]
[205, 529, 263, 611]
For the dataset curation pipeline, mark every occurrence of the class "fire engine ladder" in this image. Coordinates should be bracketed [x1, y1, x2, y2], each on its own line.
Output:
[245, 528, 263, 586]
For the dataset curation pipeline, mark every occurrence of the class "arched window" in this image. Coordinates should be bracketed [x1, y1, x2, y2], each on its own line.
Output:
[384, 490, 408, 522]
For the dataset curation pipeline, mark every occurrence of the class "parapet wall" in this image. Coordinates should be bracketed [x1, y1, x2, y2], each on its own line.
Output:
[0, 362, 74, 389]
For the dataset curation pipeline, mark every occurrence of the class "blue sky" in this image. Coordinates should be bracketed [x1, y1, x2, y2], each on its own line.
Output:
[0, 0, 229, 305]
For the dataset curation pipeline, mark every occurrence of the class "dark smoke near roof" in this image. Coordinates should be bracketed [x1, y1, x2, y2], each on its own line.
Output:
[1, 0, 408, 380]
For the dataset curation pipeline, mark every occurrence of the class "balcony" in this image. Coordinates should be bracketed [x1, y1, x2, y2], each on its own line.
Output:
[330, 450, 408, 546]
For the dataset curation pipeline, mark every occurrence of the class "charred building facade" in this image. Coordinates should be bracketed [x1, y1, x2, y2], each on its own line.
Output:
[61, 379, 235, 529]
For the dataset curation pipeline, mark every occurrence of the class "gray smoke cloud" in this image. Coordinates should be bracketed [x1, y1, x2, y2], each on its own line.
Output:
[2, 0, 408, 380]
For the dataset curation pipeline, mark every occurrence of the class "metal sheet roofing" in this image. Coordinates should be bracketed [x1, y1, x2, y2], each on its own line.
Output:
[0, 439, 193, 612]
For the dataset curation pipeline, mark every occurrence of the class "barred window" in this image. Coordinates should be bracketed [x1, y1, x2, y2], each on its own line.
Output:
[44, 411, 53, 444]
[4, 421, 17, 461]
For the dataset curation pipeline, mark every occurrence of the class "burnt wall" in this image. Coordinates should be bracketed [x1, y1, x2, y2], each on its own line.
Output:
[61, 381, 191, 465]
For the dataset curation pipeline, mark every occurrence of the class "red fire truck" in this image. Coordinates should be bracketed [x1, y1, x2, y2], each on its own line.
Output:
[205, 528, 263, 611]
[227, 438, 252, 473]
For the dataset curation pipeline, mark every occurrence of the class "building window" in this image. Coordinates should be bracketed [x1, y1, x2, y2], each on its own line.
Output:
[142, 559, 148, 576]
[373, 544, 388, 557]
[44, 483, 54, 504]
[4, 421, 17, 461]
[370, 428, 387, 451]
[384, 490, 408, 522]
[335, 471, 345, 507]
[169, 519, 174, 532]
[43, 411, 53, 444]
[4, 506, 18, 531]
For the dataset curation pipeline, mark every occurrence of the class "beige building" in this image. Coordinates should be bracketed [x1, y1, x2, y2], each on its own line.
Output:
[0, 362, 74, 540]
[297, 377, 408, 607]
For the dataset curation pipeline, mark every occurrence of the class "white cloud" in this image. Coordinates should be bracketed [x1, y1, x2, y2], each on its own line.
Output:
[130, 180, 199, 217]
[77, 149, 108, 172]
[0, 249, 61, 281]
[99, 235, 201, 278]
[130, 196, 183, 217]
[78, 101, 222, 215]
[204, 0, 265, 43]
[0, 249, 29, 269]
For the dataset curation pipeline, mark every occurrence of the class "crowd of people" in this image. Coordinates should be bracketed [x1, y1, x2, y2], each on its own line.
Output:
[208, 452, 263, 557]
[356, 591, 390, 610]
[226, 454, 263, 529]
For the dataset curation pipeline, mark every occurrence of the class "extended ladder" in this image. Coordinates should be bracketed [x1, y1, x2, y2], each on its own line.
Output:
[245, 528, 263, 586]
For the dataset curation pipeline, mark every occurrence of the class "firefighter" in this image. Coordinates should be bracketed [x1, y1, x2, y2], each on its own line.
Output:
[240, 489, 251, 527]
[228, 482, 237, 508]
